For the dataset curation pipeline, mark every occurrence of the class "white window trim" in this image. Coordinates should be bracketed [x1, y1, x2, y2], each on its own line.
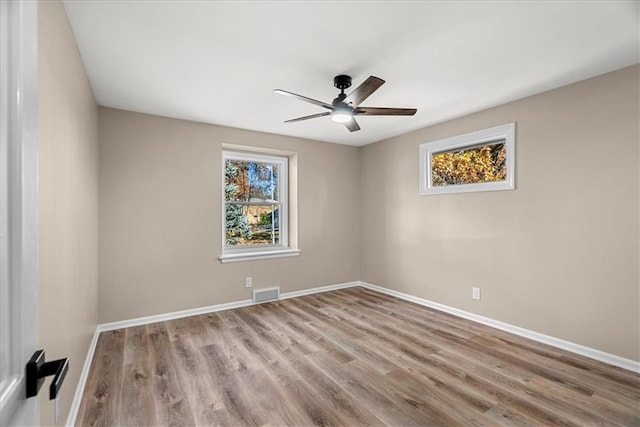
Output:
[219, 248, 301, 263]
[419, 122, 516, 195]
[219, 150, 298, 263]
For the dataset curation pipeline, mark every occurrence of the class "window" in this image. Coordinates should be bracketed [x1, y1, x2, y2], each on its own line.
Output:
[419, 122, 515, 195]
[220, 150, 299, 262]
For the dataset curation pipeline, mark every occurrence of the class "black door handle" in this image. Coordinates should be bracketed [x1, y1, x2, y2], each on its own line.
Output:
[25, 350, 69, 399]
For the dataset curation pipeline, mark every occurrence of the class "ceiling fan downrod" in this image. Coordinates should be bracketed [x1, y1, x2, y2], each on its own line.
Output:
[333, 75, 351, 104]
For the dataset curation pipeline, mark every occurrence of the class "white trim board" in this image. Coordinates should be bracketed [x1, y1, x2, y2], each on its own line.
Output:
[279, 281, 360, 300]
[66, 279, 639, 425]
[357, 281, 640, 374]
[98, 299, 252, 332]
[65, 329, 100, 427]
[97, 281, 360, 332]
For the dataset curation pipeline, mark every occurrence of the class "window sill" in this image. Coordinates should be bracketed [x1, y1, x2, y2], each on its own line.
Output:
[219, 248, 301, 263]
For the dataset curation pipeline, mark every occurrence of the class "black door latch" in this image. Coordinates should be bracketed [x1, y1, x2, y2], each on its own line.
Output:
[25, 350, 69, 399]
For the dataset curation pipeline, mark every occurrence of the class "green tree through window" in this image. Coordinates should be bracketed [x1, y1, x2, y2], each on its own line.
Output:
[224, 161, 251, 244]
[223, 152, 286, 249]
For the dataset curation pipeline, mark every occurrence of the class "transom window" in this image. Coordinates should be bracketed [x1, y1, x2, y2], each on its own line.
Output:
[221, 150, 298, 262]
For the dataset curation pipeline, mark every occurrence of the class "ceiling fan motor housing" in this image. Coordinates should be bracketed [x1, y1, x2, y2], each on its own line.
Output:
[333, 75, 352, 91]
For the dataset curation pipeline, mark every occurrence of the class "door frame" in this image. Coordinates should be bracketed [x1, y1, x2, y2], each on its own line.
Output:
[0, 0, 39, 425]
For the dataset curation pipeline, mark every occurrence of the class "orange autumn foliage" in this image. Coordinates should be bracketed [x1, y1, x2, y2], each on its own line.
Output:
[432, 142, 507, 186]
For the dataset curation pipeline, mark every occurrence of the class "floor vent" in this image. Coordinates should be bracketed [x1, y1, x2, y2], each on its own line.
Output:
[253, 287, 280, 304]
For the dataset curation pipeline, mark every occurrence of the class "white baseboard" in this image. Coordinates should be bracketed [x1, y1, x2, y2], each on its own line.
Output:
[97, 282, 363, 333]
[66, 279, 639, 425]
[357, 281, 640, 374]
[280, 281, 360, 300]
[98, 298, 253, 332]
[65, 328, 100, 426]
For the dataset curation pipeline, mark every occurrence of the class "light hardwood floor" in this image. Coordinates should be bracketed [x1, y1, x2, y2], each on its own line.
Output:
[76, 287, 640, 426]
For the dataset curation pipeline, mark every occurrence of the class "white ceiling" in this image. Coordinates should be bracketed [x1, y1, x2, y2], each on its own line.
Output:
[63, 1, 639, 147]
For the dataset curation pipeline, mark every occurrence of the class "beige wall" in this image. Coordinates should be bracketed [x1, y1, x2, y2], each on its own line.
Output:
[361, 65, 640, 362]
[38, 0, 99, 424]
[98, 108, 360, 323]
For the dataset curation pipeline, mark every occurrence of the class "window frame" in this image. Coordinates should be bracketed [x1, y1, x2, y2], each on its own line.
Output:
[220, 150, 299, 263]
[419, 122, 516, 195]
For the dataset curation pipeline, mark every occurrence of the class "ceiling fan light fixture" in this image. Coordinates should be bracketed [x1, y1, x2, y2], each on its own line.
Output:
[331, 107, 352, 123]
[276, 75, 417, 132]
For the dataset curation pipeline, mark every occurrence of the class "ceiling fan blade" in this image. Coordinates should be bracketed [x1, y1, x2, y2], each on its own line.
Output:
[344, 117, 361, 132]
[355, 107, 417, 116]
[284, 112, 331, 123]
[344, 76, 385, 107]
[273, 89, 332, 110]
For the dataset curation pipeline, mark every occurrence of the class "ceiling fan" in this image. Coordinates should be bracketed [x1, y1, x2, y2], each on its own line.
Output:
[274, 75, 417, 132]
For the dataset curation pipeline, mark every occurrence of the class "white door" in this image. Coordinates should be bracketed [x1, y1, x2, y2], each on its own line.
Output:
[0, 0, 39, 425]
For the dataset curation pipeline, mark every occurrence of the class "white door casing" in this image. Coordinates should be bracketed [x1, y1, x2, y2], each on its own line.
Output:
[0, 0, 39, 425]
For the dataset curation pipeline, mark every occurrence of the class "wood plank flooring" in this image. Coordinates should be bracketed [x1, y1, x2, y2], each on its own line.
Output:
[76, 287, 640, 426]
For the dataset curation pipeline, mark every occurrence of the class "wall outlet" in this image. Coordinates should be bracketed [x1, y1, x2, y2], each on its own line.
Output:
[472, 287, 481, 300]
[245, 277, 252, 288]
